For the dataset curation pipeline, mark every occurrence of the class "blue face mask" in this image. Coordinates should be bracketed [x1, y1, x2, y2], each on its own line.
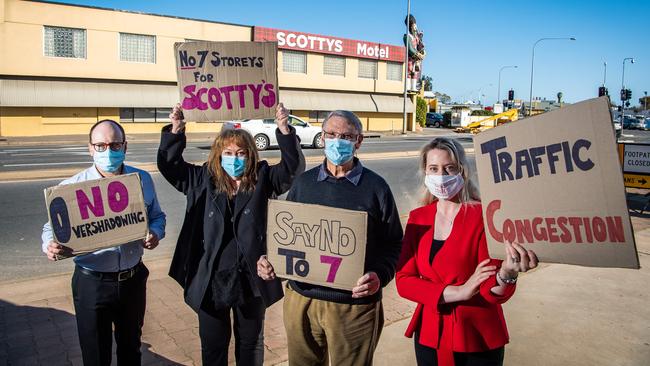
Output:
[324, 138, 355, 166]
[221, 155, 246, 178]
[93, 149, 125, 173]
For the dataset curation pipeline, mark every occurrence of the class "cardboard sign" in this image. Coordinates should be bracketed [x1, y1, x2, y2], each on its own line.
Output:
[473, 97, 639, 268]
[266, 200, 367, 290]
[44, 173, 148, 259]
[618, 143, 650, 188]
[174, 41, 278, 122]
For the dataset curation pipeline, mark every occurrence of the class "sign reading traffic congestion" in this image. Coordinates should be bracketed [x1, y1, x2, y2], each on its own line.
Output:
[174, 41, 279, 122]
[254, 26, 405, 63]
[474, 97, 639, 269]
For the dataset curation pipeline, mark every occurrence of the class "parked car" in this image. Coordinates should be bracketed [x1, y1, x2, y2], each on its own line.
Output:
[222, 115, 324, 151]
[622, 116, 641, 130]
[644, 118, 650, 131]
[425, 112, 446, 128]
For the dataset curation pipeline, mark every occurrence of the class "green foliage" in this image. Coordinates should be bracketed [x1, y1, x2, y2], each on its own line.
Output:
[443, 111, 452, 124]
[422, 75, 433, 91]
[416, 97, 428, 127]
[470, 110, 495, 116]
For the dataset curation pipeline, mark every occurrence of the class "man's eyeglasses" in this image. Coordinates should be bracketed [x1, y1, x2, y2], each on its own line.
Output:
[322, 130, 358, 141]
[91, 142, 125, 152]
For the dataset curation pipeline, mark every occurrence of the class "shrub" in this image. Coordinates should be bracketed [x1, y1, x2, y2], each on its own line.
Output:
[416, 97, 427, 127]
[470, 109, 495, 116]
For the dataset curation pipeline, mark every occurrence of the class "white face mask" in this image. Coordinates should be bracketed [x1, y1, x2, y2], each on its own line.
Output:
[424, 174, 464, 200]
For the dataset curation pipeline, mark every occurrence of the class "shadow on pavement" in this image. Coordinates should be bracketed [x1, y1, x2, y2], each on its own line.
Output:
[626, 192, 650, 218]
[0, 299, 183, 365]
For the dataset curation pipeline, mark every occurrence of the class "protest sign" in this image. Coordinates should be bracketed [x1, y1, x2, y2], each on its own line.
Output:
[44, 173, 148, 259]
[618, 143, 650, 189]
[174, 41, 278, 122]
[266, 200, 367, 290]
[473, 97, 639, 268]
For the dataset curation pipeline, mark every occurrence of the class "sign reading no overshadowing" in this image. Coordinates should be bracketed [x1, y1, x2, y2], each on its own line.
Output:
[175, 41, 279, 122]
[44, 173, 148, 259]
[474, 97, 639, 269]
[266, 200, 367, 290]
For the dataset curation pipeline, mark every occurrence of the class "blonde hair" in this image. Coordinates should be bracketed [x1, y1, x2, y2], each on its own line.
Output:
[418, 137, 480, 205]
[207, 129, 259, 197]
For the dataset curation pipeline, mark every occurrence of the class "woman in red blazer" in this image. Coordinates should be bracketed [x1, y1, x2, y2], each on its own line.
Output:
[396, 137, 539, 366]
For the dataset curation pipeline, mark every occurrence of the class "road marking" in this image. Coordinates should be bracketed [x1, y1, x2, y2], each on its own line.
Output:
[4, 161, 91, 167]
[0, 146, 86, 153]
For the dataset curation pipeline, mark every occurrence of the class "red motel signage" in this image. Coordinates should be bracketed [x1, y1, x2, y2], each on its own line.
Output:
[254, 26, 405, 63]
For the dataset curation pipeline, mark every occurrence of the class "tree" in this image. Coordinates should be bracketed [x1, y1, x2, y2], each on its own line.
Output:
[433, 91, 451, 104]
[639, 96, 650, 110]
[416, 97, 428, 127]
[421, 75, 433, 91]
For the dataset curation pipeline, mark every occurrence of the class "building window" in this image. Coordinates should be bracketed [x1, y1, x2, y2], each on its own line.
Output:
[120, 33, 156, 63]
[309, 111, 331, 123]
[323, 55, 345, 76]
[43, 26, 86, 58]
[358, 59, 378, 79]
[120, 108, 171, 123]
[386, 62, 403, 81]
[283, 50, 307, 73]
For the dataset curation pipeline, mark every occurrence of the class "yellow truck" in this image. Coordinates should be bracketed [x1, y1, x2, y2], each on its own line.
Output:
[454, 109, 519, 134]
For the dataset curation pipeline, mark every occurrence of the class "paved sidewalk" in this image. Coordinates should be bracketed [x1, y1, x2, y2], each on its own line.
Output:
[1, 217, 648, 365]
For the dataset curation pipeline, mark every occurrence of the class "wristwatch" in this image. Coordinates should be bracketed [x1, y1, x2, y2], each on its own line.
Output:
[497, 271, 518, 285]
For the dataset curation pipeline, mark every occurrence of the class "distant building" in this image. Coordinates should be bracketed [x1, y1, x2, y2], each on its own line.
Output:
[523, 97, 571, 115]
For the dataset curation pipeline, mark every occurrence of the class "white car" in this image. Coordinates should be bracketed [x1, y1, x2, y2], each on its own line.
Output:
[222, 115, 324, 151]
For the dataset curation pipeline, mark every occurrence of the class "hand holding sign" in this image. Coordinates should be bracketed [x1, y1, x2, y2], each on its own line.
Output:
[169, 104, 186, 134]
[257, 255, 276, 281]
[501, 241, 539, 277]
[143, 232, 159, 250]
[351, 271, 380, 298]
[276, 103, 290, 135]
[46, 240, 73, 261]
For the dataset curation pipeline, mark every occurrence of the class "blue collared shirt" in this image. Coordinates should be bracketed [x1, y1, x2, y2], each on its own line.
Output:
[317, 158, 364, 186]
[41, 165, 166, 272]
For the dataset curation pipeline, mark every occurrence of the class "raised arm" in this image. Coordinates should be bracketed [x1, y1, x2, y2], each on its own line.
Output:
[268, 103, 304, 195]
[157, 104, 204, 195]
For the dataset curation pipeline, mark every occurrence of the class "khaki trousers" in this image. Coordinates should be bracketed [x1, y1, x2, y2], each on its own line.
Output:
[283, 284, 384, 366]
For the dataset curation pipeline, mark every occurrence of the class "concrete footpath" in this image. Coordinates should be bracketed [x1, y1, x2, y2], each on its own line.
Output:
[1, 214, 648, 365]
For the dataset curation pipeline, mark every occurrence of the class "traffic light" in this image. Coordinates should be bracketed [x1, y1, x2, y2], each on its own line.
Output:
[508, 89, 514, 101]
[626, 89, 632, 101]
[598, 86, 608, 97]
[621, 88, 627, 101]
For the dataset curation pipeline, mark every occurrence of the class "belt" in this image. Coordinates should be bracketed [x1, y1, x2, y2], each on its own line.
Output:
[77, 261, 143, 282]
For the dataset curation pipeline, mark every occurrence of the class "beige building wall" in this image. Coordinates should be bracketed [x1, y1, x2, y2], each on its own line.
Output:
[0, 0, 411, 136]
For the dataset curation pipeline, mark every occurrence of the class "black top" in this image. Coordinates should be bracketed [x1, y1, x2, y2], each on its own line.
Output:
[287, 161, 404, 305]
[430, 239, 445, 265]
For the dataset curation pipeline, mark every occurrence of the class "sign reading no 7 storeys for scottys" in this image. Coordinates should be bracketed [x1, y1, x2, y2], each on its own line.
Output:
[175, 41, 279, 122]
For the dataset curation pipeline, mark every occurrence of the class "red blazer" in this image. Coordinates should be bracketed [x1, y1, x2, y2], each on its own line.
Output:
[396, 202, 515, 361]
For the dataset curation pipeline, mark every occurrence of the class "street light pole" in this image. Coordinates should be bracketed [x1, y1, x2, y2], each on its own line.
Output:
[621, 57, 634, 114]
[603, 62, 607, 86]
[528, 37, 576, 116]
[497, 65, 517, 103]
[401, 0, 411, 134]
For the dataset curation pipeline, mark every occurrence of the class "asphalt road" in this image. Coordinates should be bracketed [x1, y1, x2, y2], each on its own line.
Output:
[0, 133, 476, 282]
[0, 133, 473, 173]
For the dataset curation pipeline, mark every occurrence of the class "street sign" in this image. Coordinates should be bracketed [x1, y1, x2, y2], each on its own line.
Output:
[618, 143, 650, 188]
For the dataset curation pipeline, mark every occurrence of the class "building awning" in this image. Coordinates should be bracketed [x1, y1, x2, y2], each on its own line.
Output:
[0, 79, 415, 113]
[0, 79, 178, 108]
[281, 89, 414, 114]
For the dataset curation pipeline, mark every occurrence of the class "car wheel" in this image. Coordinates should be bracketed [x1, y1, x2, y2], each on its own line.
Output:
[313, 132, 324, 148]
[434, 121, 441, 128]
[254, 134, 269, 151]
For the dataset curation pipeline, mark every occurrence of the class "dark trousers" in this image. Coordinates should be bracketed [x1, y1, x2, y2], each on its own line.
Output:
[198, 296, 265, 366]
[414, 332, 504, 366]
[71, 264, 148, 366]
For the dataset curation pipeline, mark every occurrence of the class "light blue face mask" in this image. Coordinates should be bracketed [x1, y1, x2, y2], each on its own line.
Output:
[221, 155, 246, 178]
[324, 138, 355, 166]
[93, 149, 125, 173]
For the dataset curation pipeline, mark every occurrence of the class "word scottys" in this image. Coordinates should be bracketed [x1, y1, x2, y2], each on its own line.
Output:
[178, 49, 277, 112]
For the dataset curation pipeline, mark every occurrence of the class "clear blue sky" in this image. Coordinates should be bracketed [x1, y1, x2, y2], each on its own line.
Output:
[57, 0, 649, 106]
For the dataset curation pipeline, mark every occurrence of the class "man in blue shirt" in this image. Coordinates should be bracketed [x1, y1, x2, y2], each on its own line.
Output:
[41, 119, 166, 366]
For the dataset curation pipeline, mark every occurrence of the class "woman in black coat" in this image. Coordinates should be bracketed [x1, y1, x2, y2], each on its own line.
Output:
[157, 103, 303, 366]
